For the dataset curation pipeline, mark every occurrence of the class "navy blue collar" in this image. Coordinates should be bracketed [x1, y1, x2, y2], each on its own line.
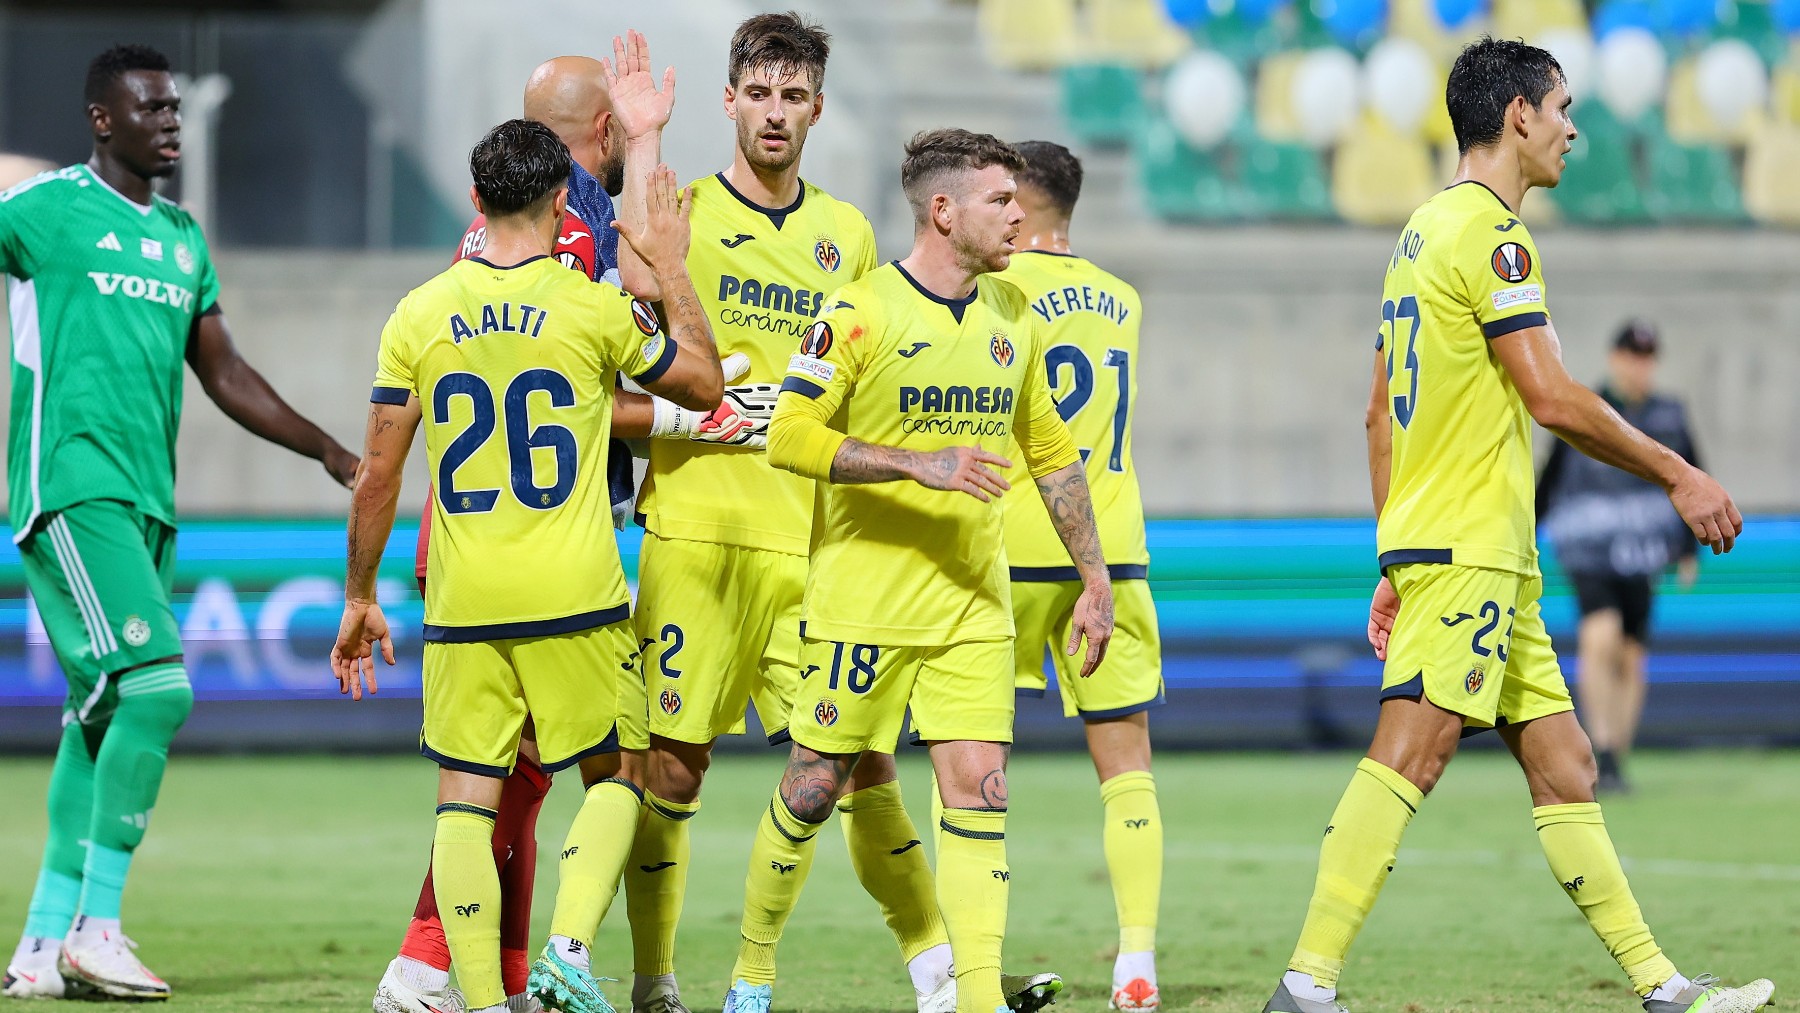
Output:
[715, 172, 805, 229]
[469, 254, 549, 270]
[1446, 179, 1514, 213]
[892, 261, 978, 324]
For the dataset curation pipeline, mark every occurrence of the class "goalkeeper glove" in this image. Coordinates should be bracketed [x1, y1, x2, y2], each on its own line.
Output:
[648, 352, 780, 448]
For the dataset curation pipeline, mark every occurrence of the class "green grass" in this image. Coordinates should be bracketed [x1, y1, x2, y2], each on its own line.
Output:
[2, 750, 1796, 1011]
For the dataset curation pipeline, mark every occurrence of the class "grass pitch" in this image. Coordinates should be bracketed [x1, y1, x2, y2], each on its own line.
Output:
[0, 749, 1794, 1012]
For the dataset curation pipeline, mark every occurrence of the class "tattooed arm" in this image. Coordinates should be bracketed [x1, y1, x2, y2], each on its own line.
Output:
[1034, 460, 1115, 676]
[824, 439, 1014, 500]
[331, 396, 420, 701]
[613, 164, 723, 410]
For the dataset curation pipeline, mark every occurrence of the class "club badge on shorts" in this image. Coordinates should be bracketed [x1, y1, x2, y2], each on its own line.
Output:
[122, 615, 151, 648]
[659, 688, 682, 715]
[814, 698, 839, 726]
[1465, 666, 1486, 695]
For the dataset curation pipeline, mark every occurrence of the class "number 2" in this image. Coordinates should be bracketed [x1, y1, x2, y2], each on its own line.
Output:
[1044, 344, 1131, 473]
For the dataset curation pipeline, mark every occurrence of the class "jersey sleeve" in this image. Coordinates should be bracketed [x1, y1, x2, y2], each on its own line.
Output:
[1012, 319, 1082, 478]
[0, 176, 50, 277]
[849, 214, 879, 280]
[1457, 213, 1550, 340]
[189, 226, 222, 316]
[371, 301, 416, 404]
[594, 285, 679, 384]
[767, 294, 869, 479]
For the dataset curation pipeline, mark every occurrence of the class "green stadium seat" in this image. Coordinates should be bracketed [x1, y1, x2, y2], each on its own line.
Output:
[1547, 102, 1650, 223]
[1240, 136, 1335, 218]
[1133, 115, 1244, 221]
[1060, 63, 1145, 147]
[1711, 0, 1787, 67]
[1190, 10, 1284, 69]
[1644, 127, 1747, 222]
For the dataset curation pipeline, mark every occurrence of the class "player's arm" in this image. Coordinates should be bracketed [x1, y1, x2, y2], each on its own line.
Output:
[1493, 323, 1740, 553]
[331, 395, 420, 701]
[1364, 347, 1399, 659]
[770, 398, 1016, 498]
[612, 166, 723, 409]
[187, 312, 360, 487]
[606, 29, 675, 302]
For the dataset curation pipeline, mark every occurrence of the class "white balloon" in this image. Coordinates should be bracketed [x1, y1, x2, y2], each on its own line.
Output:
[1363, 38, 1436, 133]
[1536, 28, 1595, 104]
[1595, 28, 1667, 121]
[1291, 47, 1363, 146]
[1695, 38, 1769, 129]
[1165, 50, 1246, 148]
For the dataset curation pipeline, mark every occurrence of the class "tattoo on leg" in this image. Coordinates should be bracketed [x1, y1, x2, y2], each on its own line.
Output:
[780, 752, 856, 823]
[978, 768, 1008, 809]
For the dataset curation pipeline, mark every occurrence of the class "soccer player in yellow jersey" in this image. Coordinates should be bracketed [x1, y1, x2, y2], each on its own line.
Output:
[997, 141, 1164, 1012]
[1263, 39, 1771, 1013]
[736, 128, 1113, 1013]
[610, 18, 957, 1013]
[331, 121, 724, 1013]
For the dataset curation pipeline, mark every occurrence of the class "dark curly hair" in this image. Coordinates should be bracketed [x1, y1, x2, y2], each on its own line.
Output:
[469, 119, 571, 217]
[1014, 140, 1084, 217]
[728, 11, 832, 89]
[900, 128, 1026, 224]
[1446, 36, 1565, 154]
[85, 44, 171, 106]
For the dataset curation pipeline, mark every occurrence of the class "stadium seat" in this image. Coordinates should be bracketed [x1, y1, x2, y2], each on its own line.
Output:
[1134, 114, 1245, 220]
[1711, 0, 1787, 66]
[1242, 136, 1336, 217]
[1388, 0, 1483, 61]
[979, 0, 1078, 70]
[1493, 0, 1587, 39]
[1061, 62, 1146, 146]
[1253, 51, 1306, 142]
[1330, 114, 1438, 224]
[1664, 55, 1765, 144]
[1644, 127, 1747, 221]
[1090, 0, 1192, 66]
[1191, 9, 1286, 68]
[1545, 101, 1650, 222]
[1774, 63, 1800, 124]
[1742, 123, 1800, 224]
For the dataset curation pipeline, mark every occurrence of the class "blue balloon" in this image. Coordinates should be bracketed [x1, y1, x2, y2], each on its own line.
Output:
[1433, 0, 1486, 28]
[1237, 0, 1294, 24]
[1591, 0, 1656, 36]
[1778, 0, 1800, 31]
[1654, 0, 1716, 34]
[1320, 0, 1389, 45]
[1163, 0, 1213, 25]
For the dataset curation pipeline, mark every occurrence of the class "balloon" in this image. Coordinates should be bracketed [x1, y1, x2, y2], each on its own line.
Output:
[1163, 0, 1212, 26]
[1363, 38, 1436, 133]
[1291, 47, 1363, 145]
[1591, 0, 1655, 38]
[1695, 39, 1769, 129]
[1433, 0, 1487, 28]
[1319, 0, 1389, 48]
[1536, 28, 1596, 103]
[1655, 0, 1716, 34]
[1777, 0, 1800, 33]
[1238, 0, 1294, 24]
[1165, 50, 1247, 147]
[1595, 27, 1667, 121]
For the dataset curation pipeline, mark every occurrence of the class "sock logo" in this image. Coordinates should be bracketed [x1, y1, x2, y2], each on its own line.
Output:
[890, 839, 922, 856]
[771, 861, 798, 874]
[1324, 825, 1334, 835]
[454, 903, 481, 917]
[1123, 818, 1150, 828]
[563, 846, 579, 860]
[119, 811, 151, 829]
[639, 861, 677, 873]
[992, 870, 1010, 881]
[569, 940, 585, 954]
[1562, 876, 1585, 892]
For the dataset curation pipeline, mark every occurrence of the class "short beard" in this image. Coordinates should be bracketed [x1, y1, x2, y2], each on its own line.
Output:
[951, 230, 1007, 278]
[737, 119, 802, 176]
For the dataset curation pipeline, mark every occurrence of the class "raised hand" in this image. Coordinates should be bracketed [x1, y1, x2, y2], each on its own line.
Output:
[603, 28, 676, 141]
[330, 599, 393, 701]
[912, 445, 1014, 501]
[611, 165, 690, 275]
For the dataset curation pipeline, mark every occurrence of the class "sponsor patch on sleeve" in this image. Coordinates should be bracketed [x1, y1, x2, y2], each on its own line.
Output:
[789, 353, 836, 383]
[640, 334, 667, 367]
[1491, 283, 1544, 311]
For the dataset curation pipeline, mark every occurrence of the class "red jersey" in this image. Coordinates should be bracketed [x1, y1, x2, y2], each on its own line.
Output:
[414, 212, 601, 584]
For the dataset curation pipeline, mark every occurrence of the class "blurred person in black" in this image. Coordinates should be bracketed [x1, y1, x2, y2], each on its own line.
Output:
[1536, 321, 1700, 794]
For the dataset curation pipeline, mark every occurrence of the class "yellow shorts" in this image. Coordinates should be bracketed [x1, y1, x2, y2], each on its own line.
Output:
[1381, 563, 1573, 731]
[1013, 578, 1165, 720]
[422, 620, 636, 776]
[634, 533, 802, 745]
[788, 636, 1015, 755]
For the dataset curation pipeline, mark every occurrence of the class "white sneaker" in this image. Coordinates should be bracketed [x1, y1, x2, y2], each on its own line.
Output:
[917, 974, 956, 1013]
[373, 956, 466, 1013]
[58, 927, 167, 1000]
[631, 974, 689, 1013]
[507, 993, 547, 1013]
[3, 936, 67, 998]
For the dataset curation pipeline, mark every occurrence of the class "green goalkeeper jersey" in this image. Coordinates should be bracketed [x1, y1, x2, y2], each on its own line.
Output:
[0, 164, 220, 541]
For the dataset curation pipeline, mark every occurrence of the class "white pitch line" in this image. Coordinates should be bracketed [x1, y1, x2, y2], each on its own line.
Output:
[1172, 841, 1800, 882]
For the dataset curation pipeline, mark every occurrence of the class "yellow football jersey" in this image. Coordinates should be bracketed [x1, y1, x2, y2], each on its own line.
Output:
[998, 250, 1149, 576]
[770, 263, 1080, 645]
[1377, 181, 1551, 577]
[372, 255, 678, 639]
[634, 174, 878, 554]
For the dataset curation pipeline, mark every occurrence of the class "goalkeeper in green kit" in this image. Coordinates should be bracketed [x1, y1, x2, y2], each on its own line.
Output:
[1, 45, 358, 1001]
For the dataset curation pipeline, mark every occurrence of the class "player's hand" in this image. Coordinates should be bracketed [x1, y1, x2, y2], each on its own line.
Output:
[1367, 576, 1399, 661]
[612, 166, 690, 275]
[331, 598, 393, 701]
[323, 443, 359, 489]
[648, 352, 774, 447]
[1667, 465, 1742, 554]
[912, 446, 1013, 502]
[1068, 579, 1115, 677]
[1676, 555, 1699, 589]
[603, 29, 676, 141]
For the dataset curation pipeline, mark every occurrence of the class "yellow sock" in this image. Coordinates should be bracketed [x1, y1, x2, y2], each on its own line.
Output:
[937, 808, 1008, 1013]
[432, 803, 503, 1009]
[1289, 758, 1423, 989]
[838, 780, 946, 962]
[548, 778, 643, 946]
[732, 792, 824, 986]
[625, 790, 697, 976]
[929, 773, 945, 865]
[1534, 802, 1676, 995]
[1100, 770, 1161, 955]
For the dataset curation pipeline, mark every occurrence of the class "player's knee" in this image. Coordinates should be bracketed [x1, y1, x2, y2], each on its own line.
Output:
[649, 737, 712, 802]
[115, 671, 194, 736]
